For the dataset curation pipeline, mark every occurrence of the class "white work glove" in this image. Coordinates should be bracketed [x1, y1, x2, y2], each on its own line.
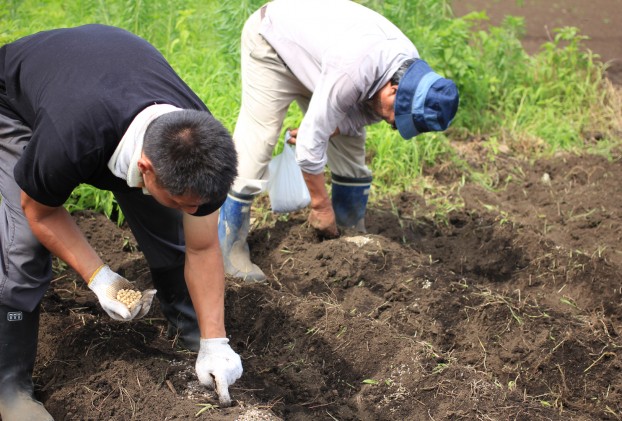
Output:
[88, 264, 157, 321]
[195, 338, 243, 407]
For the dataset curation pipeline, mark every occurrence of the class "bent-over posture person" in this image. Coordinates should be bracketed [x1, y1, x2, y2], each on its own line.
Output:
[0, 24, 242, 419]
[219, 0, 460, 282]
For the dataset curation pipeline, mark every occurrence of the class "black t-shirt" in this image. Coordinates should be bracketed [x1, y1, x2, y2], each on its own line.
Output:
[0, 24, 214, 215]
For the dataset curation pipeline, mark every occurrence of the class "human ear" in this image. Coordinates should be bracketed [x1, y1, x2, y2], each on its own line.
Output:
[391, 84, 398, 96]
[137, 154, 154, 174]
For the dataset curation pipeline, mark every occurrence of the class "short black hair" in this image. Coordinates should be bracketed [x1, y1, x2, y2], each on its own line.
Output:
[143, 110, 238, 202]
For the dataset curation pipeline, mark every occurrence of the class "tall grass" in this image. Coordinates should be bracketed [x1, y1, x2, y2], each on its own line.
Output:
[1, 0, 618, 214]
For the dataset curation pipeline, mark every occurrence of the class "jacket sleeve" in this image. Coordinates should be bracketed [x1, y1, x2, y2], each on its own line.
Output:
[295, 70, 363, 174]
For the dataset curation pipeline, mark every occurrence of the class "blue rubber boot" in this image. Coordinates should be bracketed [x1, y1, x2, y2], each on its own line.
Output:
[331, 174, 372, 232]
[218, 192, 266, 282]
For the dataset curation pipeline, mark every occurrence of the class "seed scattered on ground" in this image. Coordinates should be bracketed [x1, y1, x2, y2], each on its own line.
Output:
[117, 289, 142, 309]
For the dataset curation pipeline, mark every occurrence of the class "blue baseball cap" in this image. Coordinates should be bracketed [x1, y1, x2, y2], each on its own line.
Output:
[394, 59, 459, 139]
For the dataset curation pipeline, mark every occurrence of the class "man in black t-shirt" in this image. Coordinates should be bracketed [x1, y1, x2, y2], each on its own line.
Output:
[0, 25, 242, 419]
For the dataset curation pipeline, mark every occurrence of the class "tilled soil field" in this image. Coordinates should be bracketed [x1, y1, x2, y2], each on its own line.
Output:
[24, 1, 622, 419]
[36, 146, 622, 420]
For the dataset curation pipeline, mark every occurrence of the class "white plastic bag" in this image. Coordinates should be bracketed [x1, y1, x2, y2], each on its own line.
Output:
[268, 144, 311, 213]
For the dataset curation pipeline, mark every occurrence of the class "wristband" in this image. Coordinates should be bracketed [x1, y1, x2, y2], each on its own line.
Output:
[88, 264, 107, 285]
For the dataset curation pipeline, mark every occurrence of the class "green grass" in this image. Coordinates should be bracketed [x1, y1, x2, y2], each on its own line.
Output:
[1, 0, 619, 217]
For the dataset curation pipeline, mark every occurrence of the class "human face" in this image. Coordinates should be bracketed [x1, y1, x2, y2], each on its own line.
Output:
[369, 81, 398, 129]
[146, 180, 202, 214]
[138, 156, 202, 214]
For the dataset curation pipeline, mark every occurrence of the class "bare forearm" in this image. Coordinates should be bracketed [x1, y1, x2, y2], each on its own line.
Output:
[185, 248, 226, 338]
[21, 192, 102, 281]
[183, 212, 227, 339]
[302, 171, 330, 209]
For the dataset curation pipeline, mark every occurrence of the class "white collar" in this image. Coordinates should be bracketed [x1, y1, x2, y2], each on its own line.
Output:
[108, 104, 181, 192]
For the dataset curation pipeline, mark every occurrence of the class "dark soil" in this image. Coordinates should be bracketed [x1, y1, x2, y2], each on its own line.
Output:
[246, 147, 622, 421]
[27, 1, 622, 420]
[38, 146, 622, 421]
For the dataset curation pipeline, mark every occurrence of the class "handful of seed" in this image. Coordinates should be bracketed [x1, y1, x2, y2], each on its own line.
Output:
[116, 289, 142, 309]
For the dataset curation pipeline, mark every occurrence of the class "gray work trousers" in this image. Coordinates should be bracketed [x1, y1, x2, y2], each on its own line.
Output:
[0, 113, 186, 312]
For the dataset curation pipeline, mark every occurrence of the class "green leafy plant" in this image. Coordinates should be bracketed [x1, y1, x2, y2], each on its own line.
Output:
[64, 185, 124, 226]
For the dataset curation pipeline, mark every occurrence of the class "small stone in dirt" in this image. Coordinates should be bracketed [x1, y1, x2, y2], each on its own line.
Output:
[235, 408, 282, 421]
[344, 235, 374, 247]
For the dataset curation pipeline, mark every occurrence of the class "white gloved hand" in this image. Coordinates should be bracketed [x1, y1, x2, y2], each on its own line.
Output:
[195, 338, 243, 407]
[87, 264, 157, 321]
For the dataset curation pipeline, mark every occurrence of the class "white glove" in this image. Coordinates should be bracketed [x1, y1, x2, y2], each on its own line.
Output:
[195, 338, 243, 407]
[88, 264, 157, 321]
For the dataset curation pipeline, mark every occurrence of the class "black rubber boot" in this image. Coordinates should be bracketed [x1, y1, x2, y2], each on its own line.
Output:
[150, 265, 200, 352]
[0, 304, 53, 421]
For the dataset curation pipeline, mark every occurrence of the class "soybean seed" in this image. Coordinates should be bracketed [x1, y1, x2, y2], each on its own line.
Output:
[117, 289, 142, 309]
